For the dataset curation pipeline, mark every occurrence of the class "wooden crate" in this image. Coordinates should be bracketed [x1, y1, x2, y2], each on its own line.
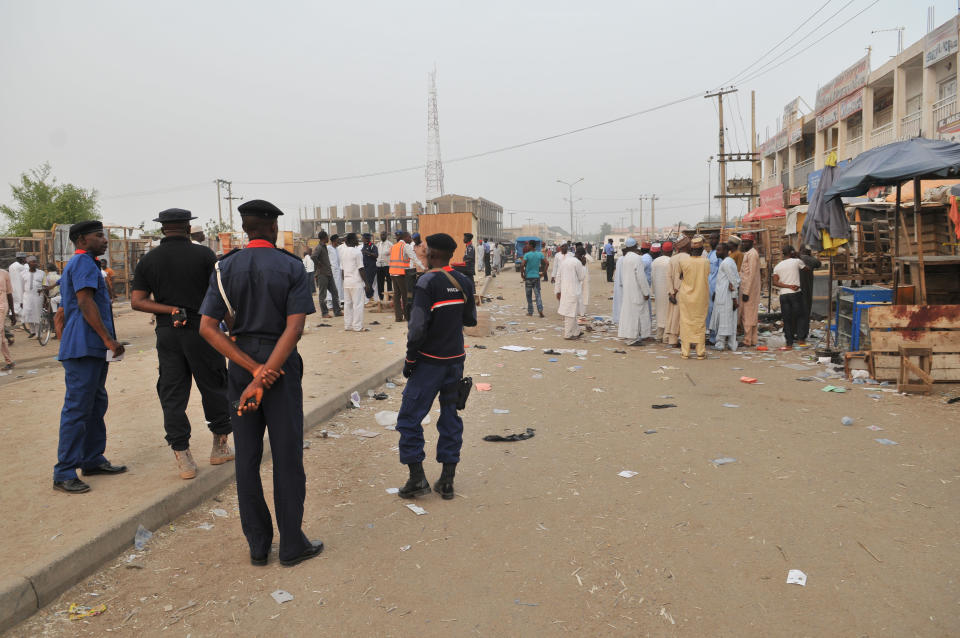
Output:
[868, 305, 960, 382]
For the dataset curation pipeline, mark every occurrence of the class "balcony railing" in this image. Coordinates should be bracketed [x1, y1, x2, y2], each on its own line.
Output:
[845, 136, 863, 159]
[933, 94, 957, 127]
[900, 111, 921, 139]
[871, 122, 895, 147]
[792, 157, 815, 187]
[761, 173, 779, 190]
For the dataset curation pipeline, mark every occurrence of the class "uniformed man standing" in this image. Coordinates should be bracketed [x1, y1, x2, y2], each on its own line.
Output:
[53, 221, 127, 493]
[462, 233, 476, 283]
[396, 233, 477, 500]
[198, 200, 323, 567]
[131, 208, 234, 480]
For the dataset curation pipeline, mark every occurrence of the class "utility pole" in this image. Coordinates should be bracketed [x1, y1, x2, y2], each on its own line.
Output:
[214, 180, 223, 226]
[640, 194, 659, 238]
[508, 212, 515, 228]
[751, 90, 759, 213]
[557, 177, 583, 240]
[626, 207, 638, 232]
[637, 197, 644, 239]
[221, 180, 242, 231]
[705, 88, 738, 238]
[707, 157, 713, 222]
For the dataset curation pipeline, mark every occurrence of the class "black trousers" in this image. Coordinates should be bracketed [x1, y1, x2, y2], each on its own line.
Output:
[155, 325, 231, 451]
[780, 292, 805, 346]
[392, 274, 409, 321]
[363, 264, 377, 299]
[376, 266, 392, 300]
[316, 273, 340, 316]
[605, 255, 615, 281]
[484, 252, 491, 276]
[229, 338, 310, 562]
[800, 283, 813, 340]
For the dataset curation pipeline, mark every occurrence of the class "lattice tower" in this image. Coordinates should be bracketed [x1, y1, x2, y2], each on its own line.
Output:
[425, 67, 445, 202]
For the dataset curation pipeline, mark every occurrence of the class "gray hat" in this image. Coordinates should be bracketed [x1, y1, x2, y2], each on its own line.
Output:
[15, 252, 26, 258]
[728, 235, 742, 245]
[153, 208, 196, 223]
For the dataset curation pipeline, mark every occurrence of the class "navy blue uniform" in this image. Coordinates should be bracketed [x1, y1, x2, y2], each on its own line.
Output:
[199, 242, 315, 562]
[361, 241, 378, 298]
[396, 267, 477, 464]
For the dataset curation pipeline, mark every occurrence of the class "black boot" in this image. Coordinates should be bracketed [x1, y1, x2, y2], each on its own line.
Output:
[433, 463, 456, 500]
[398, 462, 431, 498]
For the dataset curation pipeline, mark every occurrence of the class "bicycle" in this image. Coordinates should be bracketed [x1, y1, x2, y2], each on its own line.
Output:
[36, 288, 55, 346]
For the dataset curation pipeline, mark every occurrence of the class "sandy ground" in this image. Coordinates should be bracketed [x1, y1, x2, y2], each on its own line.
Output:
[5, 267, 960, 637]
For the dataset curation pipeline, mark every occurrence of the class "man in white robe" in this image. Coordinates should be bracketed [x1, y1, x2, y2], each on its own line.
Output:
[611, 251, 624, 324]
[650, 241, 673, 341]
[617, 239, 652, 345]
[329, 235, 344, 304]
[550, 243, 568, 286]
[555, 247, 586, 339]
[20, 256, 44, 336]
[710, 242, 740, 351]
[8, 253, 26, 320]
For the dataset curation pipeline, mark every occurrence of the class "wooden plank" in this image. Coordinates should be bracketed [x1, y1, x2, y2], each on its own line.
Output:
[869, 331, 960, 353]
[873, 367, 960, 381]
[867, 305, 960, 329]
[873, 354, 960, 369]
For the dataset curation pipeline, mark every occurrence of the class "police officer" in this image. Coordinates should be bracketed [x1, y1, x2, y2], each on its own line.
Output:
[198, 199, 322, 567]
[131, 208, 233, 480]
[396, 233, 477, 500]
[53, 220, 127, 493]
[462, 233, 476, 282]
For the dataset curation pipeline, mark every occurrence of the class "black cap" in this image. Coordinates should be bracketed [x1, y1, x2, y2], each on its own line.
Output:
[463, 232, 474, 241]
[153, 208, 196, 223]
[426, 233, 457, 252]
[362, 232, 372, 239]
[69, 220, 104, 241]
[238, 199, 284, 218]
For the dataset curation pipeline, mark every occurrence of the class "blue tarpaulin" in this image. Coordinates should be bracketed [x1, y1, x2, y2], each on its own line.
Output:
[824, 138, 960, 200]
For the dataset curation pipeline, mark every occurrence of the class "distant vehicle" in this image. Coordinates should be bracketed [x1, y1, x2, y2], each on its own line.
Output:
[513, 236, 542, 271]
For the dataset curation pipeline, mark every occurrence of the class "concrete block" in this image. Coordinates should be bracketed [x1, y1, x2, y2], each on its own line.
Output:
[0, 576, 37, 633]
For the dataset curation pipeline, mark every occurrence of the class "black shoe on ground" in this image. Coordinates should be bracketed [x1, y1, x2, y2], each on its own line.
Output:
[250, 552, 269, 566]
[81, 462, 128, 476]
[398, 475, 431, 498]
[280, 540, 324, 567]
[433, 478, 455, 500]
[53, 478, 91, 493]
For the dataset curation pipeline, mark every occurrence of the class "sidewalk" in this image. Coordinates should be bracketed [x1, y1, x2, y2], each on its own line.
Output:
[0, 305, 405, 630]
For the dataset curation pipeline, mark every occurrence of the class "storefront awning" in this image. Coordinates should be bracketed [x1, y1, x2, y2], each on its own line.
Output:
[743, 205, 786, 223]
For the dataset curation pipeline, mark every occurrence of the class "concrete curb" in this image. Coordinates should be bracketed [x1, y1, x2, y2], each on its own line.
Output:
[0, 357, 405, 633]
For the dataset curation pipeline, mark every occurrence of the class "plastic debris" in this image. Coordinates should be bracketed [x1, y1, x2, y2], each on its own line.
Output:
[866, 425, 883, 431]
[400, 545, 412, 551]
[644, 429, 657, 434]
[548, 358, 558, 362]
[651, 403, 677, 409]
[875, 438, 898, 445]
[196, 522, 214, 530]
[821, 385, 847, 393]
[375, 411, 399, 426]
[385, 487, 399, 494]
[739, 376, 758, 384]
[211, 508, 228, 517]
[350, 391, 361, 408]
[493, 409, 510, 414]
[722, 403, 739, 408]
[303, 440, 312, 449]
[133, 524, 153, 550]
[405, 503, 428, 516]
[786, 569, 807, 586]
[532, 373, 543, 379]
[592, 388, 604, 393]
[841, 416, 854, 426]
[352, 429, 382, 438]
[514, 600, 540, 606]
[712, 457, 737, 465]
[617, 470, 638, 478]
[483, 428, 536, 442]
[68, 603, 107, 620]
[385, 382, 397, 389]
[271, 590, 294, 604]
[501, 345, 534, 352]
[373, 392, 389, 400]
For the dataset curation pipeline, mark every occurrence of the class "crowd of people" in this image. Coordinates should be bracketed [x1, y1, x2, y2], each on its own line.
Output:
[3, 252, 68, 370]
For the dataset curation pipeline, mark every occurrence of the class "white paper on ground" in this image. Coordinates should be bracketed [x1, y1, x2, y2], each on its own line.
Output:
[350, 391, 361, 408]
[786, 569, 807, 586]
[271, 589, 294, 604]
[618, 470, 638, 478]
[385, 487, 399, 494]
[352, 429, 382, 438]
[712, 457, 737, 465]
[501, 345, 534, 352]
[405, 503, 428, 516]
[375, 411, 398, 426]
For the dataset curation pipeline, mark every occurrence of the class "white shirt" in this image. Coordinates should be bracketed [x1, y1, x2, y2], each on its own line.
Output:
[302, 254, 315, 273]
[340, 245, 364, 287]
[403, 241, 425, 270]
[773, 257, 803, 294]
[376, 240, 393, 267]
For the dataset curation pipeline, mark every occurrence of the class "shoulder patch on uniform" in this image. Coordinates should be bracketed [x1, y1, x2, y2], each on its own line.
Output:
[217, 248, 240, 261]
[274, 247, 302, 261]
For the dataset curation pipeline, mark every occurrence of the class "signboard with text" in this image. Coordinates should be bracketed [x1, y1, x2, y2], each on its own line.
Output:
[783, 97, 801, 124]
[925, 16, 958, 67]
[815, 54, 870, 113]
[789, 121, 803, 145]
[759, 184, 785, 209]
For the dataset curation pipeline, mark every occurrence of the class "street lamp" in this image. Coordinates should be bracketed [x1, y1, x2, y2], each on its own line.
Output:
[557, 177, 583, 240]
[707, 156, 713, 223]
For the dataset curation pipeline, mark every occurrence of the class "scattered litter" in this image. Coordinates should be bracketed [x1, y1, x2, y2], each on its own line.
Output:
[68, 603, 107, 620]
[196, 523, 214, 530]
[651, 403, 676, 409]
[385, 382, 397, 389]
[352, 429, 382, 438]
[548, 358, 558, 362]
[617, 470, 638, 478]
[400, 545, 412, 552]
[532, 374, 543, 379]
[373, 392, 388, 400]
[868, 394, 882, 400]
[739, 376, 758, 384]
[874, 438, 898, 445]
[211, 508, 228, 517]
[756, 346, 768, 351]
[644, 429, 657, 434]
[841, 416, 854, 426]
[303, 440, 312, 449]
[821, 385, 846, 393]
[385, 487, 399, 494]
[133, 524, 153, 550]
[405, 503, 428, 516]
[350, 391, 361, 408]
[613, 349, 627, 354]
[851, 369, 870, 379]
[493, 409, 510, 414]
[786, 569, 807, 586]
[501, 345, 534, 352]
[483, 428, 536, 442]
[271, 590, 294, 604]
[476, 383, 492, 391]
[473, 344, 487, 349]
[50, 532, 62, 541]
[514, 600, 540, 607]
[722, 403, 739, 408]
[946, 396, 960, 404]
[866, 425, 883, 431]
[27, 369, 38, 374]
[781, 363, 810, 371]
[795, 377, 815, 382]
[375, 411, 399, 426]
[818, 356, 832, 364]
[712, 457, 737, 465]
[566, 366, 582, 372]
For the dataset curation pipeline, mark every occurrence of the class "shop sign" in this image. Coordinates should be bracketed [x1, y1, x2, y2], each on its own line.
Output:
[760, 184, 785, 209]
[837, 88, 864, 120]
[925, 16, 959, 67]
[815, 54, 870, 112]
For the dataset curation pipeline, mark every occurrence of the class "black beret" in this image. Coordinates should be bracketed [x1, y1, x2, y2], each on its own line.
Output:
[69, 220, 103, 241]
[238, 199, 284, 218]
[463, 233, 473, 240]
[362, 232, 372, 238]
[426, 233, 457, 252]
[153, 208, 196, 223]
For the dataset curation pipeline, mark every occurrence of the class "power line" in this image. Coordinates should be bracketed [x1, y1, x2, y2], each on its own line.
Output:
[101, 182, 209, 200]
[719, 0, 835, 87]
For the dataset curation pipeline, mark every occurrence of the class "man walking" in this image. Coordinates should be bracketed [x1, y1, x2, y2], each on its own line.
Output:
[396, 233, 476, 501]
[739, 233, 761, 347]
[360, 233, 378, 303]
[328, 234, 344, 303]
[677, 236, 711, 359]
[54, 221, 127, 494]
[556, 246, 586, 339]
[375, 231, 393, 301]
[302, 250, 315, 296]
[199, 199, 323, 567]
[520, 239, 547, 317]
[551, 242, 568, 284]
[617, 238, 652, 346]
[8, 252, 26, 322]
[603, 239, 615, 282]
[772, 246, 807, 350]
[710, 241, 740, 352]
[20, 256, 44, 337]
[651, 241, 672, 341]
[312, 231, 341, 318]
[131, 208, 233, 479]
[339, 233, 368, 331]
[797, 247, 821, 347]
[664, 236, 691, 346]
[482, 238, 492, 276]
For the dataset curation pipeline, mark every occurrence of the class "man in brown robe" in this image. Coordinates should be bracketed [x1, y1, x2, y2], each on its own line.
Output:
[663, 236, 690, 346]
[739, 232, 761, 347]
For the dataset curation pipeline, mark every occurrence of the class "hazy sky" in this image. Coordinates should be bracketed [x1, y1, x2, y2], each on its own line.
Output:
[0, 0, 952, 235]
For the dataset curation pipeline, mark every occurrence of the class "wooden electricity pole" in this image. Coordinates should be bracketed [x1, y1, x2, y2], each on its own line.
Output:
[706, 88, 738, 239]
[751, 90, 760, 212]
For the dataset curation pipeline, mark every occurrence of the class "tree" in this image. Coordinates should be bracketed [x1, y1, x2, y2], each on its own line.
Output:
[599, 222, 613, 239]
[204, 220, 232, 236]
[0, 163, 99, 236]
